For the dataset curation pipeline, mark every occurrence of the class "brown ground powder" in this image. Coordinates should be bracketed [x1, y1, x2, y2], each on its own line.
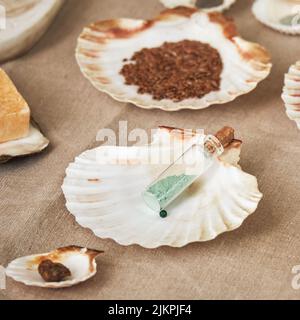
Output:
[120, 40, 223, 102]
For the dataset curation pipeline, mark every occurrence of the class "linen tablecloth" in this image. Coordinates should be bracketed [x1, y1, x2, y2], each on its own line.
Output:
[1, 0, 300, 300]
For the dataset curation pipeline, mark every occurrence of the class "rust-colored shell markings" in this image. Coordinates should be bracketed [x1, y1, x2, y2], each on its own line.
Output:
[76, 7, 272, 111]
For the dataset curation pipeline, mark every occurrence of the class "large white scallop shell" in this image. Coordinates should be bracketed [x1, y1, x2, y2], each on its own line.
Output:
[282, 61, 300, 129]
[0, 0, 64, 63]
[252, 0, 300, 35]
[0, 121, 49, 164]
[6, 246, 103, 288]
[62, 127, 262, 248]
[160, 0, 236, 12]
[76, 7, 271, 111]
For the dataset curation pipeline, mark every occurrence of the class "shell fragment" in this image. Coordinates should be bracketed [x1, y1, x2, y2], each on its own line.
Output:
[0, 121, 49, 164]
[6, 246, 103, 288]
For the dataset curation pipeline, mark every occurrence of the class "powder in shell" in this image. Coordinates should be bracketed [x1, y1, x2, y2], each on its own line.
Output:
[120, 40, 223, 102]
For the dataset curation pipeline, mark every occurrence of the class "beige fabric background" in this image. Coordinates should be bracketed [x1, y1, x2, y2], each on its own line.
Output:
[0, 0, 300, 300]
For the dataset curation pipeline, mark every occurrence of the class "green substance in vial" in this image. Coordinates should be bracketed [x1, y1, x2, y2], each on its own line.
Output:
[147, 174, 197, 209]
[280, 14, 300, 26]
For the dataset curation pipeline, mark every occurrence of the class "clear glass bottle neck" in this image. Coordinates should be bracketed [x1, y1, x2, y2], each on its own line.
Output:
[203, 135, 224, 156]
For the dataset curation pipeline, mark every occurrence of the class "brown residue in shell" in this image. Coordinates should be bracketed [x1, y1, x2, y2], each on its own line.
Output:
[208, 12, 238, 40]
[88, 178, 100, 182]
[38, 260, 71, 283]
[27, 246, 104, 271]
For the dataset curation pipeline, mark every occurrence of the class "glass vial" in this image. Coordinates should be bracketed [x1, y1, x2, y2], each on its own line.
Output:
[142, 127, 234, 217]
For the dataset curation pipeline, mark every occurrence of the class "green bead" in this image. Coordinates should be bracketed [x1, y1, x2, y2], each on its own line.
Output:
[160, 210, 168, 218]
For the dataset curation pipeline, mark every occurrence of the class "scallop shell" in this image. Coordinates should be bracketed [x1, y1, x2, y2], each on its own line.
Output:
[0, 120, 49, 164]
[62, 127, 262, 248]
[6, 246, 103, 288]
[282, 61, 300, 129]
[76, 7, 271, 111]
[160, 0, 236, 12]
[252, 0, 300, 35]
[0, 0, 64, 63]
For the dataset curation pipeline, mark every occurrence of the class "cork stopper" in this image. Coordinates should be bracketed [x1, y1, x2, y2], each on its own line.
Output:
[204, 126, 235, 154]
[215, 126, 235, 148]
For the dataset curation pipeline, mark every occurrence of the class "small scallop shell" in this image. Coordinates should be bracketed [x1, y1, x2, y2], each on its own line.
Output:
[282, 61, 300, 129]
[62, 127, 262, 249]
[0, 121, 49, 164]
[160, 0, 236, 12]
[6, 246, 103, 288]
[252, 0, 300, 35]
[76, 7, 271, 111]
[0, 0, 65, 63]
